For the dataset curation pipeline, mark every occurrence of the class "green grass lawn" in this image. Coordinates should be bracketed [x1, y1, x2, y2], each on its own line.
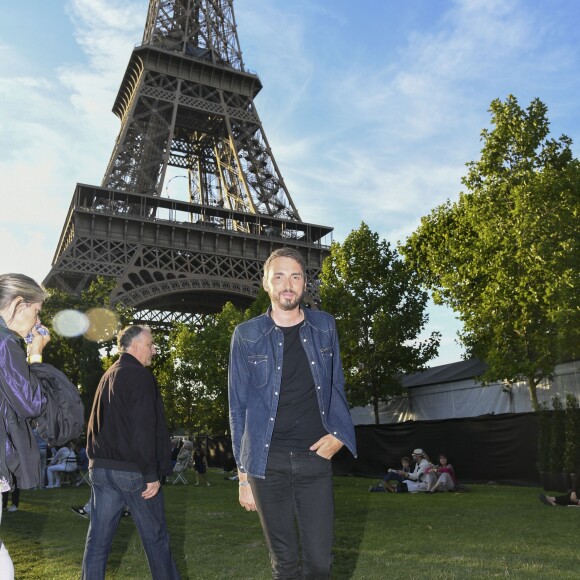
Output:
[2, 471, 579, 579]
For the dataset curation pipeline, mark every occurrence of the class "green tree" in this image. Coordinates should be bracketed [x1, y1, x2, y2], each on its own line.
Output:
[246, 286, 271, 318]
[143, 287, 270, 434]
[320, 223, 440, 424]
[402, 96, 580, 411]
[162, 303, 245, 434]
[41, 277, 134, 421]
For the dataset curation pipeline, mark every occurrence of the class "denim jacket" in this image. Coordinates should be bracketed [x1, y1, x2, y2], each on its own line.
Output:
[228, 307, 357, 478]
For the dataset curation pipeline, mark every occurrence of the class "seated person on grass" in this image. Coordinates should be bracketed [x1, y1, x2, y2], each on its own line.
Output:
[539, 489, 580, 507]
[369, 456, 412, 492]
[401, 448, 432, 493]
[427, 453, 457, 493]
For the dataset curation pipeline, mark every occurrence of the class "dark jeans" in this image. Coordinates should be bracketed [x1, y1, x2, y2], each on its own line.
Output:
[249, 450, 334, 579]
[81, 468, 180, 580]
[383, 472, 405, 484]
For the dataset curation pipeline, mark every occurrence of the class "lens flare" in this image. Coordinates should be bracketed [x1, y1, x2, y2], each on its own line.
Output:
[52, 310, 90, 338]
[84, 308, 120, 342]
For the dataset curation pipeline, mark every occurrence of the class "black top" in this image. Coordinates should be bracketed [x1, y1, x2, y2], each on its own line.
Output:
[270, 322, 326, 452]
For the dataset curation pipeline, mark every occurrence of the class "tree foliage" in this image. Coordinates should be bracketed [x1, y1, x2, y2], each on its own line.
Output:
[157, 303, 245, 434]
[154, 286, 281, 434]
[402, 96, 580, 410]
[41, 277, 134, 422]
[40, 277, 268, 434]
[321, 222, 440, 424]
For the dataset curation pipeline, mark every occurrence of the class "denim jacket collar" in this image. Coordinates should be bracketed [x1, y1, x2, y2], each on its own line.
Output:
[257, 305, 323, 333]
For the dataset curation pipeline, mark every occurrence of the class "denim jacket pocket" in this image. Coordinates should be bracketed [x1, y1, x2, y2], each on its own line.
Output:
[247, 354, 268, 388]
[320, 347, 334, 379]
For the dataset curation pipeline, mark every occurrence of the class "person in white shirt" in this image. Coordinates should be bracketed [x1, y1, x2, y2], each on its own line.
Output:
[403, 448, 433, 493]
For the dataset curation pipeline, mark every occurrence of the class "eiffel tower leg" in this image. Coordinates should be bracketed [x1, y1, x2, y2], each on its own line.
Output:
[101, 71, 178, 197]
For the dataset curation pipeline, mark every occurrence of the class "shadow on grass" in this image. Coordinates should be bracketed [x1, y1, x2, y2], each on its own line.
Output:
[13, 485, 187, 578]
[163, 482, 190, 579]
[332, 476, 370, 578]
[4, 489, 77, 577]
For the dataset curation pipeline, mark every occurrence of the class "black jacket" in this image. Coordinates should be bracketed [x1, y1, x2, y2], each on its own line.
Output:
[87, 353, 172, 483]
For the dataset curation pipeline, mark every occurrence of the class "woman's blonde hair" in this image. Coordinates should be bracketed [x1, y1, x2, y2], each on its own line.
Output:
[0, 273, 47, 323]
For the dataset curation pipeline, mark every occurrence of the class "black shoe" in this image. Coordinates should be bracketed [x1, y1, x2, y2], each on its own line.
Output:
[71, 506, 90, 519]
[121, 508, 131, 518]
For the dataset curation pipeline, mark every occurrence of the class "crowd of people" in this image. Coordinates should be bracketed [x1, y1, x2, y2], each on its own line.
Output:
[369, 448, 458, 493]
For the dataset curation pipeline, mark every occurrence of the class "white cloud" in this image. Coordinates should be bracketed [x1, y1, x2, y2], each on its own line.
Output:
[0, 0, 146, 282]
[255, 0, 573, 250]
[0, 228, 56, 286]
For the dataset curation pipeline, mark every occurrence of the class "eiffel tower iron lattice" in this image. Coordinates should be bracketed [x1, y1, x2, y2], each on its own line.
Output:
[44, 0, 333, 325]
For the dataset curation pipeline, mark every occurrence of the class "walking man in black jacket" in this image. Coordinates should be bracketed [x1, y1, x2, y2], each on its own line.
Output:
[81, 325, 180, 580]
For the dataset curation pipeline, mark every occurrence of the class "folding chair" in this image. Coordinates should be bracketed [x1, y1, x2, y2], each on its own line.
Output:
[172, 451, 192, 485]
[60, 455, 80, 486]
[74, 468, 92, 486]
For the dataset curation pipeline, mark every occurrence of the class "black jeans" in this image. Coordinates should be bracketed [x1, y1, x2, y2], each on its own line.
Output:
[249, 450, 334, 579]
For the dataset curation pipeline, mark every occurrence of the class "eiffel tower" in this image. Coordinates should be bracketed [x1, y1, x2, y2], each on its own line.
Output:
[44, 0, 332, 325]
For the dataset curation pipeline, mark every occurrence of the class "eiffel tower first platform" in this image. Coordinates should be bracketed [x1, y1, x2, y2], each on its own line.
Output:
[44, 0, 333, 325]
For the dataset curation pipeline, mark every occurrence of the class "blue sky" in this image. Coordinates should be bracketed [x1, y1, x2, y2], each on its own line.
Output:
[2, 0, 580, 365]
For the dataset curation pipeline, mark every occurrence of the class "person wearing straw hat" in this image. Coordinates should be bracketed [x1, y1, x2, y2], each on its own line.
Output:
[401, 448, 433, 493]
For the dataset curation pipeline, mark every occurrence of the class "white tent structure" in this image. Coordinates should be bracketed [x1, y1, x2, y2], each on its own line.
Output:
[350, 359, 580, 425]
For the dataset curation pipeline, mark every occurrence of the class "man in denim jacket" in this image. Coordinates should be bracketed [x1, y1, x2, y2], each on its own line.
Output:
[229, 248, 356, 579]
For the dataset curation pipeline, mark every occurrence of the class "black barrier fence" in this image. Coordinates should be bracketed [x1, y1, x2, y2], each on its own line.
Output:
[199, 412, 541, 486]
[332, 412, 540, 486]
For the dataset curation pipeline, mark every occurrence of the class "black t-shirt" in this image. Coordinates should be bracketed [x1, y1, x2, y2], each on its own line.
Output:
[270, 322, 327, 452]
